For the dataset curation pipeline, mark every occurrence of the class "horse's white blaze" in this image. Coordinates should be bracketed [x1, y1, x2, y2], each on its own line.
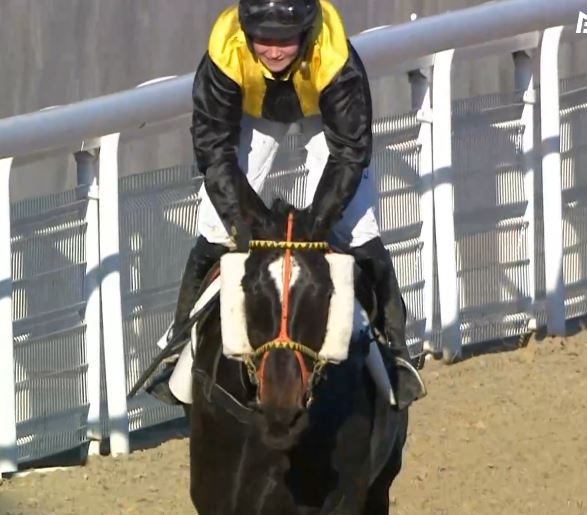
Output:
[268, 255, 300, 299]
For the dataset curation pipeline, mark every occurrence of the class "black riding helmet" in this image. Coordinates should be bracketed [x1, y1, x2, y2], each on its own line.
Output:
[238, 0, 320, 41]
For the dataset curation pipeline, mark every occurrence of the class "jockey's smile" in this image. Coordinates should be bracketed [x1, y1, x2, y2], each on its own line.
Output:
[251, 36, 301, 73]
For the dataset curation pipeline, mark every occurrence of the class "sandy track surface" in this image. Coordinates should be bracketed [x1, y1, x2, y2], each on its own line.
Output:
[2, 331, 586, 514]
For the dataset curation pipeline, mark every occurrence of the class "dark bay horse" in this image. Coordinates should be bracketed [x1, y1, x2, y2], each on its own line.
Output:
[189, 204, 409, 514]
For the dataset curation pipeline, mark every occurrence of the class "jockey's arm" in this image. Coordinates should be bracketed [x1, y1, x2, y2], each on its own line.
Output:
[309, 43, 373, 239]
[191, 53, 273, 246]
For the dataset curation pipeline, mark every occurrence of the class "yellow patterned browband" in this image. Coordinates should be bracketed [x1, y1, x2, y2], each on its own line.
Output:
[249, 339, 324, 362]
[248, 240, 330, 251]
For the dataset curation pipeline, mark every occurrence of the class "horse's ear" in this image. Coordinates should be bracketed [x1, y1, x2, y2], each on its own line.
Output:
[291, 207, 315, 242]
[256, 199, 289, 239]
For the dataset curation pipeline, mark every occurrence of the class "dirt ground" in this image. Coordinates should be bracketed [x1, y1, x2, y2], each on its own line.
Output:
[1, 329, 587, 515]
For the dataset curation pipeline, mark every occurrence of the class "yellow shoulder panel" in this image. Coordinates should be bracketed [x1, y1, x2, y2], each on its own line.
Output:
[207, 6, 246, 87]
[311, 0, 349, 92]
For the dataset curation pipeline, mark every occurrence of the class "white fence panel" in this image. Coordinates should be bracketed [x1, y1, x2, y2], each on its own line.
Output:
[119, 165, 201, 434]
[372, 112, 429, 357]
[452, 93, 533, 345]
[0, 157, 17, 473]
[560, 77, 587, 320]
[10, 189, 89, 464]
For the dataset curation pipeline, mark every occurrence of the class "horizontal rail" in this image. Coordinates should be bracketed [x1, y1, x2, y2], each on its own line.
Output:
[353, 0, 584, 75]
[0, 0, 584, 160]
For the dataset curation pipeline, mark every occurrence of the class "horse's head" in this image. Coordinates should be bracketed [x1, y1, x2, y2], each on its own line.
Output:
[228, 201, 356, 449]
[243, 246, 332, 446]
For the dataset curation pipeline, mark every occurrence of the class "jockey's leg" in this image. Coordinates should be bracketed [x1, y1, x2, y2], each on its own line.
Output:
[348, 240, 426, 408]
[349, 237, 409, 360]
[145, 235, 227, 405]
[303, 125, 406, 353]
[188, 115, 287, 324]
[174, 236, 228, 338]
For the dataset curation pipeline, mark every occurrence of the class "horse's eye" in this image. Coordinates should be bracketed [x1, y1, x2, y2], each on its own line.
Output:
[242, 279, 263, 297]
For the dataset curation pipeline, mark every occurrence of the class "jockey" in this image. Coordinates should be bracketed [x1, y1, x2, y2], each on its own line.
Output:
[147, 0, 424, 405]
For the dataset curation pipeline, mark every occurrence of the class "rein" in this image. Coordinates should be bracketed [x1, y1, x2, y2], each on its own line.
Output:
[246, 213, 330, 401]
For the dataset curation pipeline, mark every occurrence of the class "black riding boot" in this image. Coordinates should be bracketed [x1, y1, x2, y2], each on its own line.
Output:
[173, 236, 228, 339]
[350, 237, 426, 409]
[146, 236, 227, 405]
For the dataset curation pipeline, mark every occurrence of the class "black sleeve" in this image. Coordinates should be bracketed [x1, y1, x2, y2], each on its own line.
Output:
[191, 53, 272, 246]
[309, 42, 373, 239]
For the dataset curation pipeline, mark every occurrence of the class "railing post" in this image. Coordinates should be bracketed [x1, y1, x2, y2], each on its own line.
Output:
[410, 69, 435, 353]
[513, 50, 538, 331]
[540, 26, 566, 336]
[98, 133, 129, 455]
[431, 49, 462, 363]
[0, 157, 17, 475]
[75, 150, 103, 448]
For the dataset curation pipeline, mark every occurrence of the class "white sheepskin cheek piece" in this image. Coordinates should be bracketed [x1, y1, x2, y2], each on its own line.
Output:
[319, 254, 356, 363]
[220, 253, 254, 359]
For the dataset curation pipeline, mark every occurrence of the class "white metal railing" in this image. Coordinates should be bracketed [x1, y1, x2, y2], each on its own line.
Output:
[0, 157, 17, 474]
[540, 27, 567, 335]
[0, 0, 585, 473]
[0, 0, 584, 160]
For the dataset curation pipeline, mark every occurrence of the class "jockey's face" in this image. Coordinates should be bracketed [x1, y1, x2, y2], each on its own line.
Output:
[251, 36, 301, 73]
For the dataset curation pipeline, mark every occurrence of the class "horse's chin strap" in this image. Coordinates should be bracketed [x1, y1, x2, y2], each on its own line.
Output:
[247, 213, 328, 404]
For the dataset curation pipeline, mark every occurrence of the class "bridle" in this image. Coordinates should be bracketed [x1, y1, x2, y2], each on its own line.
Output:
[245, 212, 330, 404]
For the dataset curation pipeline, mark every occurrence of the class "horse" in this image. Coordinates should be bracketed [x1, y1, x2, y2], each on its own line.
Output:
[189, 202, 409, 514]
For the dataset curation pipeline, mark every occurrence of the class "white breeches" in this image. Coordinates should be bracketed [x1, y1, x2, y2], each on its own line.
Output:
[196, 115, 380, 249]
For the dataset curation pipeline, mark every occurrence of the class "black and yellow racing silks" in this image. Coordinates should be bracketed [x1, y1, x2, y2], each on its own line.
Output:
[191, 0, 373, 244]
